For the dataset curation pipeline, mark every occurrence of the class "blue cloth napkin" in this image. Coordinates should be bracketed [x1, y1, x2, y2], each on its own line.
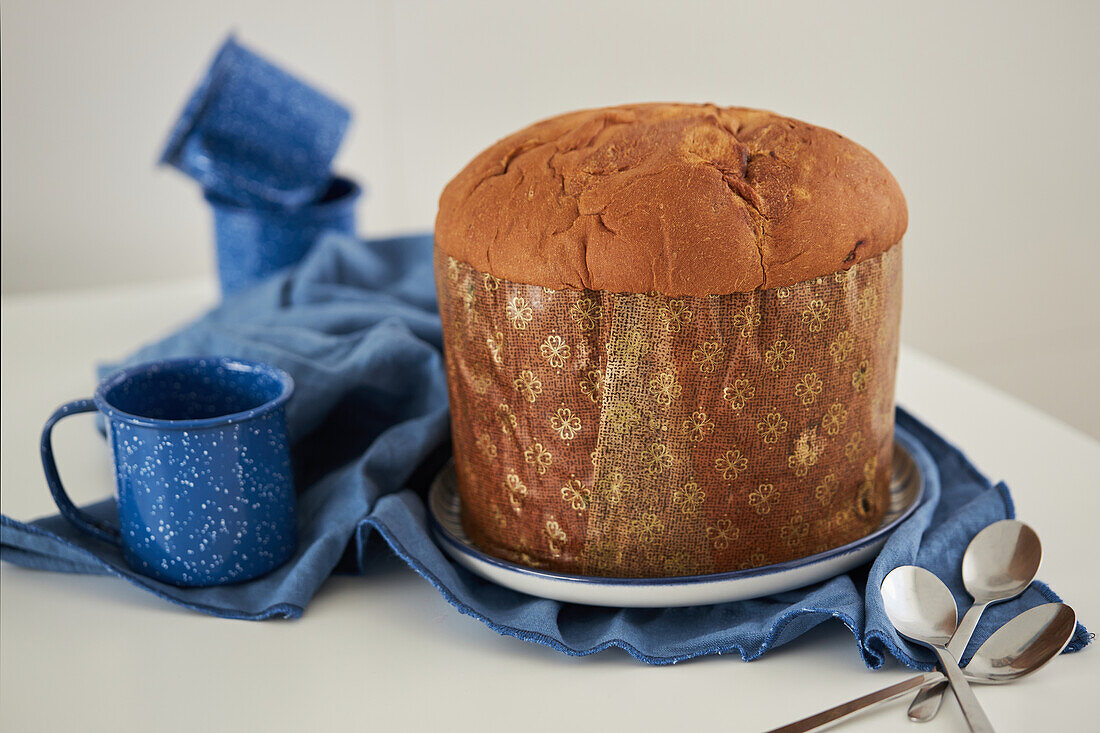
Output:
[1, 232, 1089, 667]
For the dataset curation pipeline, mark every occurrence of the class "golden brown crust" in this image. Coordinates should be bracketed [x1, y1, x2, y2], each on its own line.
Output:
[436, 103, 907, 295]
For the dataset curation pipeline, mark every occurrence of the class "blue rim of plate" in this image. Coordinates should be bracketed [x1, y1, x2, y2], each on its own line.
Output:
[428, 426, 926, 587]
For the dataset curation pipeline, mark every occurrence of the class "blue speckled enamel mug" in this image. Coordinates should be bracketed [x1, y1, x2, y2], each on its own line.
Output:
[159, 34, 351, 208]
[40, 357, 297, 586]
[207, 175, 360, 295]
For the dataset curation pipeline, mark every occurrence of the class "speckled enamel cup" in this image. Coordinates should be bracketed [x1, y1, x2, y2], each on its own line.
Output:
[207, 175, 360, 295]
[159, 34, 351, 208]
[40, 357, 297, 586]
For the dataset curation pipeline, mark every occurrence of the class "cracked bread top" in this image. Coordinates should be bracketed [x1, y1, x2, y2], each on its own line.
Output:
[435, 103, 907, 296]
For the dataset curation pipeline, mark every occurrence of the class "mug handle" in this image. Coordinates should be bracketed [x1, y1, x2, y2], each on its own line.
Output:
[40, 399, 121, 545]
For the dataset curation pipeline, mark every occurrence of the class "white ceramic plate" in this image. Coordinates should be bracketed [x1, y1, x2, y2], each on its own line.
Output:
[428, 436, 924, 607]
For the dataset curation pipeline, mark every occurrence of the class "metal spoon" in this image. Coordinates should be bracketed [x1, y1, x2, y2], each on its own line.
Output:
[908, 520, 1042, 722]
[881, 566, 995, 732]
[766, 602, 1076, 732]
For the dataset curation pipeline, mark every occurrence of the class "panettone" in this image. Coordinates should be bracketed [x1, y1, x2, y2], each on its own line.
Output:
[434, 103, 906, 577]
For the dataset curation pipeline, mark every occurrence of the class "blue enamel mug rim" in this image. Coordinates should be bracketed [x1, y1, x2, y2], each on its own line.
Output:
[40, 356, 295, 547]
[94, 356, 294, 431]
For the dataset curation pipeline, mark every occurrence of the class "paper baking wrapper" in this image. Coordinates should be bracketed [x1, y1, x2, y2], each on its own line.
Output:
[436, 245, 902, 577]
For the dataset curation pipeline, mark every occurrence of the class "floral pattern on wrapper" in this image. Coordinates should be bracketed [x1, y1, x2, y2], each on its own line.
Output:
[436, 245, 902, 577]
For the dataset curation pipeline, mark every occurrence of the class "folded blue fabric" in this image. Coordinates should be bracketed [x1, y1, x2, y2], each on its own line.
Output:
[1, 232, 1089, 667]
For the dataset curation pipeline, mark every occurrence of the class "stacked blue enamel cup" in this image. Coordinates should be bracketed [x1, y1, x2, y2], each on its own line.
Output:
[160, 35, 359, 295]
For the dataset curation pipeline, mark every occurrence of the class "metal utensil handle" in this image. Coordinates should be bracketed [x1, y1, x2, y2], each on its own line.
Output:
[764, 672, 941, 733]
[933, 645, 996, 733]
[908, 601, 989, 721]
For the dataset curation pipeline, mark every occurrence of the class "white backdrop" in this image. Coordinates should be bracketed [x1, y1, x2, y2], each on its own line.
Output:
[2, 0, 1098, 436]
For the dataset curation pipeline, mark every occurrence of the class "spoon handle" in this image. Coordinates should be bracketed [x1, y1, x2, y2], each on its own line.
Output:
[764, 672, 941, 732]
[947, 601, 990, 657]
[908, 601, 989, 721]
[933, 645, 996, 733]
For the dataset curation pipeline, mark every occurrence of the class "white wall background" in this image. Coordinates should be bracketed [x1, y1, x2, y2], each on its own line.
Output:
[2, 0, 1098, 437]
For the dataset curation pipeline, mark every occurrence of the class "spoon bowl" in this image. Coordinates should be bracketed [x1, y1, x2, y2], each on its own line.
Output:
[881, 565, 958, 647]
[965, 602, 1076, 683]
[962, 520, 1043, 604]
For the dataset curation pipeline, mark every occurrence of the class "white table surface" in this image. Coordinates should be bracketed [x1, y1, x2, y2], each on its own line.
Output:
[1, 278, 1097, 733]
